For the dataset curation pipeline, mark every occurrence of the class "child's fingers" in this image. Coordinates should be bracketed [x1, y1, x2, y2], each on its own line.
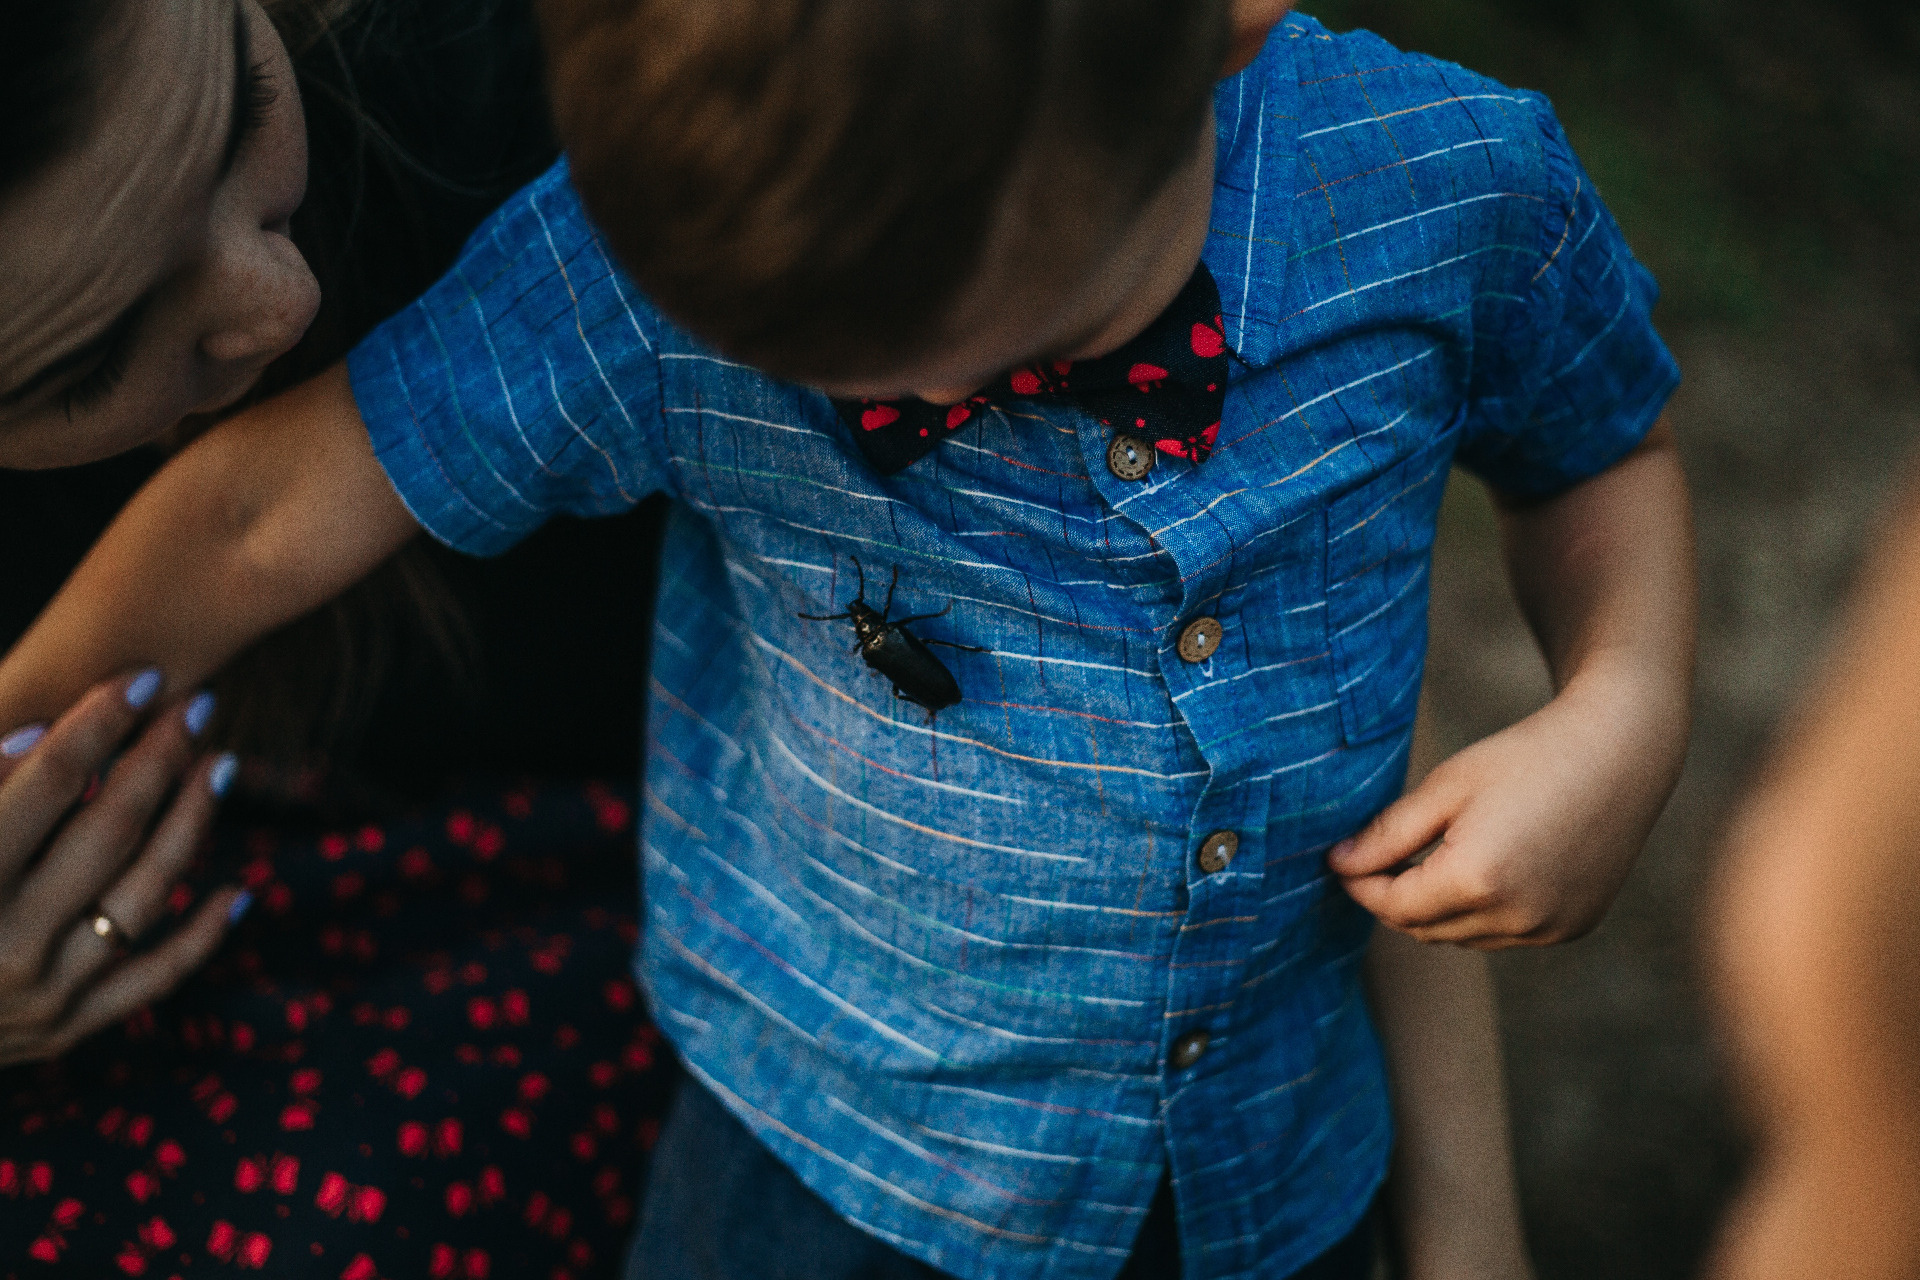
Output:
[1465, 919, 1564, 950]
[1354, 896, 1530, 948]
[1326, 781, 1458, 878]
[1459, 934, 1533, 952]
[1368, 888, 1566, 949]
[1402, 914, 1526, 949]
[1339, 854, 1487, 932]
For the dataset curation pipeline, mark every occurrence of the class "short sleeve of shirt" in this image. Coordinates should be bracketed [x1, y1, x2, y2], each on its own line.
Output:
[347, 159, 671, 557]
[1455, 99, 1681, 499]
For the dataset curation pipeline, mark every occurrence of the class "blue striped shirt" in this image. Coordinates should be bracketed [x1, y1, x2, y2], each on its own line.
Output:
[346, 15, 1677, 1278]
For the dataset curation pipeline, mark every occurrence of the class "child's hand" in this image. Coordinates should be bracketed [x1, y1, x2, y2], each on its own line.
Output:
[1333, 421, 1696, 948]
[1329, 669, 1681, 948]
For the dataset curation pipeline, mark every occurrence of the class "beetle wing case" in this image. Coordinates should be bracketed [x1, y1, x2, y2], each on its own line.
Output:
[869, 629, 962, 712]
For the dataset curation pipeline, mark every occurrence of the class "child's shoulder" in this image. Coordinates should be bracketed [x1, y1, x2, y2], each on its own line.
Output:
[1274, 11, 1547, 128]
[433, 153, 669, 355]
[1238, 13, 1575, 210]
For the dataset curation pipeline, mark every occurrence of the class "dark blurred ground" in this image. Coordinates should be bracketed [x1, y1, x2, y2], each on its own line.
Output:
[1303, 3, 1920, 1277]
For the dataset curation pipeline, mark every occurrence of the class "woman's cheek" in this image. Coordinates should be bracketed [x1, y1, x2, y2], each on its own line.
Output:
[63, 337, 209, 465]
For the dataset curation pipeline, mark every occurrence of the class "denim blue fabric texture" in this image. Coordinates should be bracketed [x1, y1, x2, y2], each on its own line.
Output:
[346, 14, 1679, 1280]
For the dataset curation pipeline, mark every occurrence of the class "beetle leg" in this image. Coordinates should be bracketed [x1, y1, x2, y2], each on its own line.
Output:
[923, 638, 989, 653]
[889, 689, 943, 723]
[797, 610, 852, 621]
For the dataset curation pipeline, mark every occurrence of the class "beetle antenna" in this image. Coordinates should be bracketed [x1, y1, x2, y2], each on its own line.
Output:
[849, 556, 866, 602]
[883, 566, 899, 618]
[797, 611, 852, 622]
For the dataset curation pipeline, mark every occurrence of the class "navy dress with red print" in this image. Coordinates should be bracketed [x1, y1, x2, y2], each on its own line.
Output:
[0, 781, 676, 1280]
[834, 262, 1231, 474]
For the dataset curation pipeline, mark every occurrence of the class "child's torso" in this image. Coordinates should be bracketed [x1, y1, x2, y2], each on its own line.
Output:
[343, 15, 1677, 1272]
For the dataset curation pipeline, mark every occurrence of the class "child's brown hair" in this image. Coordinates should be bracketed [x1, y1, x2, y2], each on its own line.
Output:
[539, 0, 1230, 383]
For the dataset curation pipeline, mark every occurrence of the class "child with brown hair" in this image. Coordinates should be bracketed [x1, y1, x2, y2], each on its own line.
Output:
[0, 1, 1694, 1276]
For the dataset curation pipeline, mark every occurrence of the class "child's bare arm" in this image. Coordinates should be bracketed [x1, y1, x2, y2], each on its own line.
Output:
[1367, 928, 1534, 1280]
[1331, 416, 1695, 947]
[1705, 477, 1920, 1280]
[0, 364, 418, 732]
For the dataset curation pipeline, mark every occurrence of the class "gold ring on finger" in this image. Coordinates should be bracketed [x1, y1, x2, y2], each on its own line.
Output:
[88, 909, 131, 950]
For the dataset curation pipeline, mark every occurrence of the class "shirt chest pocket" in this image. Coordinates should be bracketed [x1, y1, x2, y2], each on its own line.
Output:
[1321, 420, 1460, 745]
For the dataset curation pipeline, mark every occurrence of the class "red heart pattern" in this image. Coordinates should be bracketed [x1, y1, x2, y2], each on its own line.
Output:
[835, 263, 1233, 474]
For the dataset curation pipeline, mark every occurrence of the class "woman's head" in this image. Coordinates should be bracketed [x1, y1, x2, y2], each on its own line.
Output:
[0, 0, 316, 469]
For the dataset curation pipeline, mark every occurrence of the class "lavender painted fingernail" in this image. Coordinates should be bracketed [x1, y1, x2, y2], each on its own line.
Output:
[227, 890, 254, 925]
[126, 668, 163, 709]
[209, 752, 239, 797]
[184, 692, 217, 736]
[0, 724, 46, 758]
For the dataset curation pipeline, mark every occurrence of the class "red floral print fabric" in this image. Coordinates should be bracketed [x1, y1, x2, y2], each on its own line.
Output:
[1, 780, 674, 1280]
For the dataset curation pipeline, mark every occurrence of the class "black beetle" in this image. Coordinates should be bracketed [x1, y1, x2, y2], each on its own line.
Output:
[800, 559, 982, 717]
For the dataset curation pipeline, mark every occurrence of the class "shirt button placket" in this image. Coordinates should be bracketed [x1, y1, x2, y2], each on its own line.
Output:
[1166, 620, 1234, 1088]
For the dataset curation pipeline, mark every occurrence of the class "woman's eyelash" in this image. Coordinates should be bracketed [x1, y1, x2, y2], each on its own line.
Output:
[236, 63, 277, 152]
[58, 339, 136, 419]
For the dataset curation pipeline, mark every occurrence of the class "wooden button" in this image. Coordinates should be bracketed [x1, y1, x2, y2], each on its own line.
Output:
[1106, 435, 1155, 482]
[1168, 1030, 1211, 1071]
[1197, 831, 1239, 875]
[1177, 617, 1222, 663]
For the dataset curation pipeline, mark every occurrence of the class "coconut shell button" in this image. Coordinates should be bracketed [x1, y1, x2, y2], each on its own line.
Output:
[1197, 830, 1239, 875]
[1106, 434, 1155, 481]
[1168, 1030, 1211, 1071]
[1177, 617, 1222, 663]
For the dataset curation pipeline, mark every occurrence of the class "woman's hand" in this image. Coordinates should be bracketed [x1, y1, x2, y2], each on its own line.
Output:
[0, 671, 245, 1066]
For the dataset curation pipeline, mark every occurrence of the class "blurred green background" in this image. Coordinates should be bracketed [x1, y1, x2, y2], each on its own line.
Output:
[1312, 0, 1918, 325]
[1301, 3, 1919, 1277]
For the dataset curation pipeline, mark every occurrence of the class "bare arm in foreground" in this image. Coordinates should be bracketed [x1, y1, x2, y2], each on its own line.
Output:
[1707, 475, 1920, 1280]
